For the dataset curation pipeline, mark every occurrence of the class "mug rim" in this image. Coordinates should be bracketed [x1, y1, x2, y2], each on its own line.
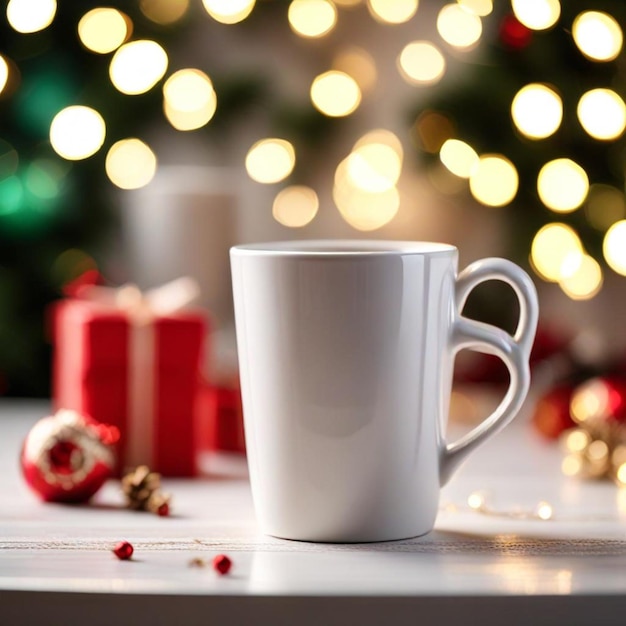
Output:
[230, 240, 457, 257]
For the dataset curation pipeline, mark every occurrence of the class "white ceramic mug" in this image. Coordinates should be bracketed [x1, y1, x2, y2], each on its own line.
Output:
[231, 240, 538, 542]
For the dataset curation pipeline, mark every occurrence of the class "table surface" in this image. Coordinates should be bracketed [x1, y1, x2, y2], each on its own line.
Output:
[2, 399, 626, 625]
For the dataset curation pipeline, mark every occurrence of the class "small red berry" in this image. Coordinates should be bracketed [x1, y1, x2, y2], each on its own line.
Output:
[157, 502, 170, 517]
[113, 541, 134, 560]
[212, 554, 232, 575]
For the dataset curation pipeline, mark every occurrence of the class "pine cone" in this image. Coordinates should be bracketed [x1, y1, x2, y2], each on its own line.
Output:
[122, 465, 162, 511]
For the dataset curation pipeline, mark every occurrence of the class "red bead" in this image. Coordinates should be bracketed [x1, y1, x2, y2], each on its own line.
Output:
[113, 541, 134, 560]
[157, 502, 170, 517]
[212, 554, 232, 575]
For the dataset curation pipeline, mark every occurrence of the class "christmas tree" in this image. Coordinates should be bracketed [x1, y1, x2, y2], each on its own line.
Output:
[412, 0, 626, 302]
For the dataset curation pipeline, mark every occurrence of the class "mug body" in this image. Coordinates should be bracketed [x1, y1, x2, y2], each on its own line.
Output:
[231, 240, 458, 542]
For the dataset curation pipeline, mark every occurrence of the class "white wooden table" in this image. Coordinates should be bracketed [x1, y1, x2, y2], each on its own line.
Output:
[2, 399, 626, 625]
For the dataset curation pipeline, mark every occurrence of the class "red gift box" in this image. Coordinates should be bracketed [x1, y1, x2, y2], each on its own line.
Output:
[52, 280, 207, 476]
[197, 380, 246, 455]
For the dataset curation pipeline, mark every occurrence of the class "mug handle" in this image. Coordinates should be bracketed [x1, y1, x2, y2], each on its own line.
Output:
[439, 258, 539, 486]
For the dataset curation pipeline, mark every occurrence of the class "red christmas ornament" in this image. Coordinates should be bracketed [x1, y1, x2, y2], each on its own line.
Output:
[212, 554, 232, 575]
[532, 383, 577, 439]
[571, 377, 626, 425]
[499, 14, 532, 50]
[21, 409, 119, 503]
[113, 541, 134, 560]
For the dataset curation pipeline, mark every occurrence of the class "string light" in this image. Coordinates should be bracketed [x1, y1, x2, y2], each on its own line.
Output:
[310, 71, 361, 117]
[577, 89, 626, 141]
[105, 139, 157, 190]
[603, 220, 626, 276]
[109, 40, 168, 96]
[201, 0, 256, 25]
[439, 139, 478, 178]
[570, 379, 609, 423]
[469, 154, 518, 207]
[511, 0, 560, 31]
[245, 139, 296, 184]
[367, 0, 418, 25]
[458, 0, 492, 17]
[49, 106, 106, 161]
[572, 11, 623, 62]
[397, 41, 446, 85]
[511, 84, 562, 139]
[6, 0, 56, 34]
[272, 185, 319, 227]
[530, 223, 583, 282]
[559, 254, 603, 300]
[332, 47, 377, 93]
[537, 158, 589, 213]
[288, 0, 337, 38]
[463, 492, 554, 521]
[140, 0, 190, 25]
[436, 4, 482, 50]
[0, 56, 8, 96]
[78, 8, 132, 55]
[163, 69, 217, 131]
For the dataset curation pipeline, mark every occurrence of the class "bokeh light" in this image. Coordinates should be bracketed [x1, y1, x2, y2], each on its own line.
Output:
[603, 220, 626, 276]
[335, 0, 361, 5]
[437, 4, 482, 49]
[439, 139, 478, 178]
[530, 223, 583, 282]
[50, 106, 106, 161]
[511, 84, 562, 139]
[469, 155, 518, 207]
[272, 185, 319, 227]
[105, 139, 157, 190]
[346, 143, 402, 192]
[310, 71, 361, 117]
[163, 69, 217, 131]
[333, 47, 377, 92]
[0, 176, 23, 215]
[334, 159, 400, 230]
[140, 0, 189, 25]
[367, 0, 418, 24]
[398, 41, 446, 85]
[7, 0, 56, 34]
[458, 0, 492, 17]
[577, 89, 626, 141]
[0, 140, 18, 179]
[25, 159, 65, 201]
[246, 139, 296, 184]
[585, 185, 626, 231]
[288, 0, 337, 38]
[109, 40, 168, 95]
[0, 56, 8, 96]
[78, 8, 131, 55]
[560, 255, 603, 300]
[202, 0, 256, 24]
[572, 11, 622, 62]
[537, 159, 589, 213]
[511, 0, 560, 31]
[354, 129, 403, 158]
[414, 110, 455, 153]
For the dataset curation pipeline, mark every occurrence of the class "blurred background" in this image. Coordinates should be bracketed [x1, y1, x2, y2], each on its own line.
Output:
[2, 0, 626, 397]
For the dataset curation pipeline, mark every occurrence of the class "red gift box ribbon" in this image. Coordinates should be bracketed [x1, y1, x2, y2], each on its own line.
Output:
[77, 278, 200, 469]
